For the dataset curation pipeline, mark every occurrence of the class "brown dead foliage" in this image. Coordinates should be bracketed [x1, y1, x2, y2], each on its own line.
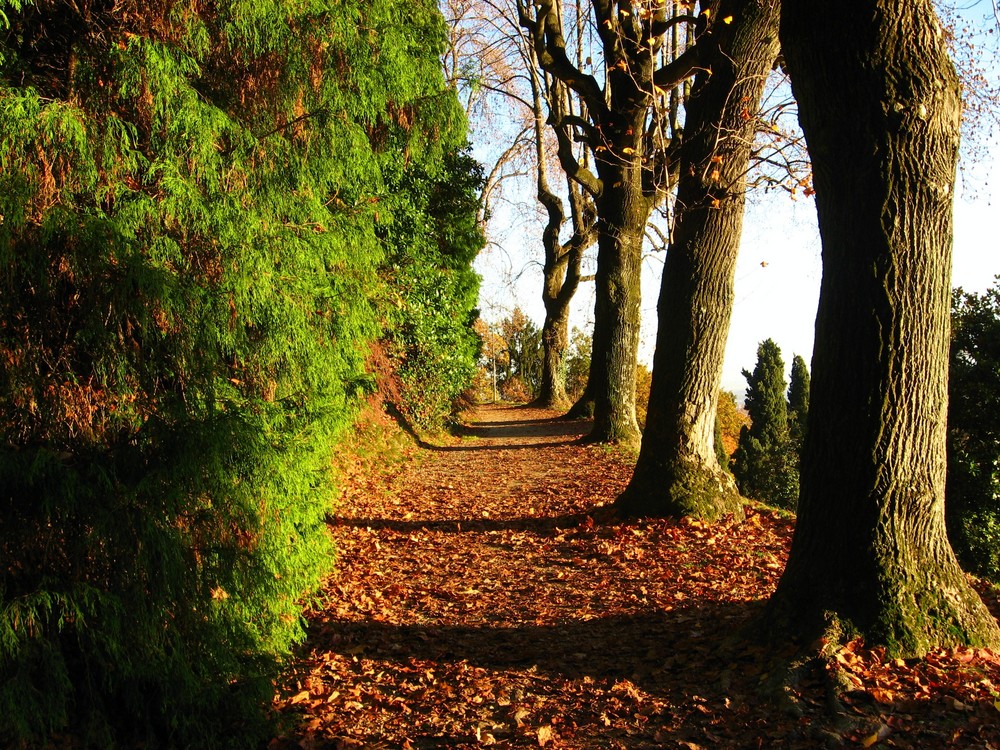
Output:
[272, 404, 1000, 749]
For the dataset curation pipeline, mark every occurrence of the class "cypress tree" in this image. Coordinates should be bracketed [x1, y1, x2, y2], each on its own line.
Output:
[732, 339, 799, 507]
[0, 0, 471, 745]
[787, 354, 811, 453]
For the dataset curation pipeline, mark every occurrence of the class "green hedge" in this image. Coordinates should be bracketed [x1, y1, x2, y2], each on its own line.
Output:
[0, 0, 475, 745]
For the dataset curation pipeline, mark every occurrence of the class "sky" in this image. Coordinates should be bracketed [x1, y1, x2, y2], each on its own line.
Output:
[474, 132, 1000, 401]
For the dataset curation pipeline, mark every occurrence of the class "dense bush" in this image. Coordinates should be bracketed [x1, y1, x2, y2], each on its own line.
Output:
[946, 282, 1000, 582]
[0, 0, 473, 746]
[378, 149, 484, 431]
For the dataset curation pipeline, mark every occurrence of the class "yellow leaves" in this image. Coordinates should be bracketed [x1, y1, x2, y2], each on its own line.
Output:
[621, 147, 636, 155]
[210, 586, 229, 600]
[722, 15, 733, 23]
[861, 724, 891, 747]
[536, 724, 555, 746]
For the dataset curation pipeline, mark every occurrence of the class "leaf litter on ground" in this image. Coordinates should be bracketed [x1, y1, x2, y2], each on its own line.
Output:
[271, 404, 1000, 749]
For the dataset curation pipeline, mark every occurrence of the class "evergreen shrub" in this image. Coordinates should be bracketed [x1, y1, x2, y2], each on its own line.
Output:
[0, 0, 473, 745]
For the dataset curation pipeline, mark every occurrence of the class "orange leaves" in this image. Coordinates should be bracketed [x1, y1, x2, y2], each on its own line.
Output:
[272, 404, 1000, 749]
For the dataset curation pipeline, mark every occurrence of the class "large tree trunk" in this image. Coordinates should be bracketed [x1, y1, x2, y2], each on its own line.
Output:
[766, 0, 1000, 654]
[616, 0, 780, 519]
[534, 170, 594, 410]
[584, 157, 649, 449]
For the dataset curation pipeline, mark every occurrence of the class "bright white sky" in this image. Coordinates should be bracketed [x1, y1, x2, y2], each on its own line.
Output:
[475, 134, 1000, 401]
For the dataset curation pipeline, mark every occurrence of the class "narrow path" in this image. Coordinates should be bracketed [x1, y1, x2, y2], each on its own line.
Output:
[272, 405, 1000, 750]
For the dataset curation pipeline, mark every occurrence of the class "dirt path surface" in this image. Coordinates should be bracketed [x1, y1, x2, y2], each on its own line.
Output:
[272, 404, 1000, 749]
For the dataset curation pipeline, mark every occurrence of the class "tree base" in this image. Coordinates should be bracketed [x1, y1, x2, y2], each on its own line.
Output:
[564, 397, 595, 420]
[530, 395, 571, 411]
[578, 421, 642, 453]
[614, 455, 744, 522]
[763, 564, 1000, 658]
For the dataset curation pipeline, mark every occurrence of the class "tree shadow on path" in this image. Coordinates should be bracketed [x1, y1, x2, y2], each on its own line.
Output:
[310, 601, 763, 693]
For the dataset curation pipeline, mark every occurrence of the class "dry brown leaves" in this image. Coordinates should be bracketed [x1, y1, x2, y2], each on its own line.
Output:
[272, 404, 1000, 749]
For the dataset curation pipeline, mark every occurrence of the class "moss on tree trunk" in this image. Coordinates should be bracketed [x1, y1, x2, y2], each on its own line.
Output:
[766, 0, 1000, 656]
[616, 0, 780, 517]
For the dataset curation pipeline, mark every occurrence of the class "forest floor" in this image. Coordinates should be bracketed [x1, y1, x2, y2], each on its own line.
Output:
[271, 404, 1000, 750]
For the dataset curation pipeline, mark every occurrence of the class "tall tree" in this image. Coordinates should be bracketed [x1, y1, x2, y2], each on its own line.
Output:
[786, 353, 810, 452]
[615, 0, 781, 517]
[766, 0, 1000, 653]
[730, 339, 798, 508]
[518, 0, 712, 448]
[444, 0, 597, 410]
[526, 45, 598, 408]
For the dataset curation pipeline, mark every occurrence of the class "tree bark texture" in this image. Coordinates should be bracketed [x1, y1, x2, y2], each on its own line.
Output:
[616, 0, 780, 519]
[518, 0, 706, 447]
[767, 0, 1000, 654]
[586, 150, 651, 448]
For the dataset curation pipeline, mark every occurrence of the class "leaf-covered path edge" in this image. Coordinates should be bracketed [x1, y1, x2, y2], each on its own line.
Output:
[271, 404, 1000, 750]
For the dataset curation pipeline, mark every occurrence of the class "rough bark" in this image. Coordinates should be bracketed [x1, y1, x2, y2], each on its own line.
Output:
[518, 0, 707, 448]
[616, 0, 780, 518]
[534, 189, 595, 409]
[766, 0, 1000, 654]
[584, 153, 650, 448]
[529, 70, 597, 410]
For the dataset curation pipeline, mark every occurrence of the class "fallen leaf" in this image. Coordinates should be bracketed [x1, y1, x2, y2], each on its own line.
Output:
[537, 724, 555, 747]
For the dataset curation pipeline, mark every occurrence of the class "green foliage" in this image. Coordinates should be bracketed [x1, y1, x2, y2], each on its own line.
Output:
[947, 281, 1000, 582]
[474, 308, 543, 403]
[378, 148, 484, 431]
[732, 339, 799, 508]
[787, 354, 810, 453]
[565, 327, 592, 400]
[0, 0, 472, 746]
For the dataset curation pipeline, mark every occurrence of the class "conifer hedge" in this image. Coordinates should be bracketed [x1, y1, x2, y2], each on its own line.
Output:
[0, 0, 477, 745]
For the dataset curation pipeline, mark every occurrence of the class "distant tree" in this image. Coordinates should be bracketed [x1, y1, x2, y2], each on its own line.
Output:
[716, 390, 749, 459]
[946, 282, 1000, 582]
[444, 0, 597, 410]
[732, 340, 798, 507]
[474, 309, 544, 402]
[564, 327, 593, 401]
[502, 307, 543, 396]
[766, 0, 1000, 654]
[517, 0, 704, 448]
[474, 318, 510, 403]
[787, 354, 810, 453]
